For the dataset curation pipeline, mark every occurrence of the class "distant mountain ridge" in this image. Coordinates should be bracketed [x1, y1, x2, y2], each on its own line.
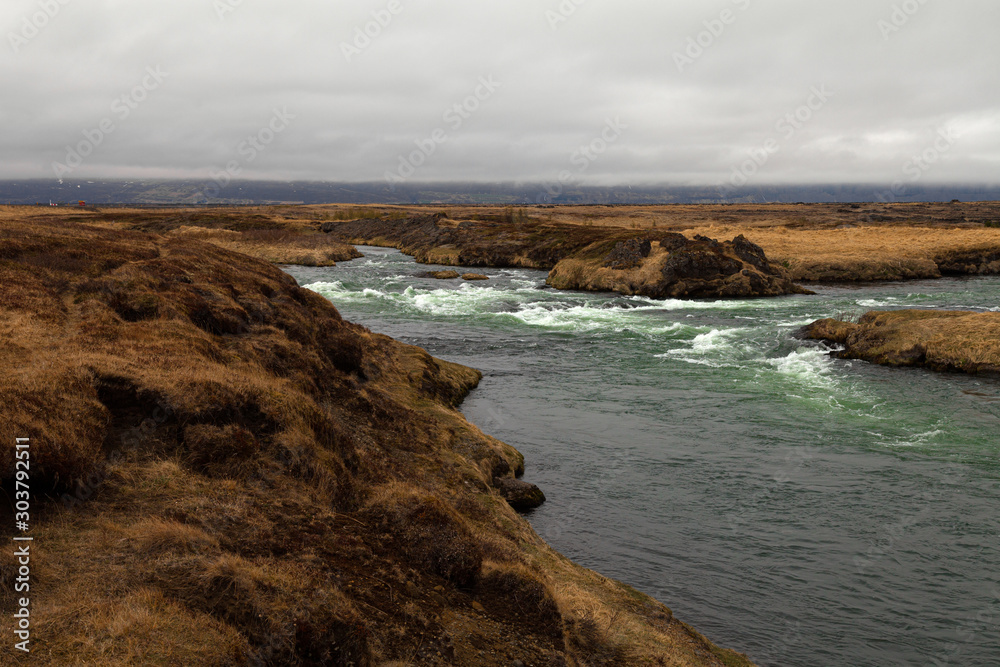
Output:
[1, 179, 999, 205]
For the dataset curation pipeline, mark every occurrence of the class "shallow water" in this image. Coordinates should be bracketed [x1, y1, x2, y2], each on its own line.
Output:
[287, 247, 1000, 667]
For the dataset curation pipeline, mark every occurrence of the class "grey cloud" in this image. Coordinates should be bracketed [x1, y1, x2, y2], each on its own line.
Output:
[1, 0, 998, 186]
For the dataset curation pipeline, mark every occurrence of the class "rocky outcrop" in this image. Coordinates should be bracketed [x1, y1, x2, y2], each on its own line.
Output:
[492, 477, 546, 511]
[934, 248, 1000, 276]
[804, 310, 1000, 375]
[603, 238, 652, 269]
[323, 213, 611, 269]
[416, 270, 488, 281]
[550, 233, 813, 299]
[323, 214, 812, 300]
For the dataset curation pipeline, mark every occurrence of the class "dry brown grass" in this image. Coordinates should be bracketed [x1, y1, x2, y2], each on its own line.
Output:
[306, 201, 1000, 282]
[165, 225, 361, 266]
[3, 205, 362, 267]
[0, 214, 752, 666]
[689, 226, 1000, 281]
[806, 310, 1000, 374]
[25, 200, 995, 284]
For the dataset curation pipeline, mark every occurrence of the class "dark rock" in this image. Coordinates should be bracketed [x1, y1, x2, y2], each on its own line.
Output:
[462, 273, 490, 281]
[692, 234, 722, 248]
[492, 477, 546, 511]
[603, 238, 652, 270]
[661, 247, 742, 284]
[935, 249, 1000, 276]
[729, 235, 772, 273]
[490, 458, 511, 478]
[654, 232, 689, 252]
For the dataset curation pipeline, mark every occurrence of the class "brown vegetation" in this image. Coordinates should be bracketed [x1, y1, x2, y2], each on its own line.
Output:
[804, 310, 1000, 375]
[322, 213, 809, 299]
[311, 201, 1000, 283]
[11, 200, 1000, 284]
[5, 206, 361, 267]
[0, 215, 753, 666]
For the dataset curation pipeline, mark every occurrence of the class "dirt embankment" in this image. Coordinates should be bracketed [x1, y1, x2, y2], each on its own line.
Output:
[804, 310, 1000, 375]
[323, 213, 811, 299]
[0, 217, 754, 666]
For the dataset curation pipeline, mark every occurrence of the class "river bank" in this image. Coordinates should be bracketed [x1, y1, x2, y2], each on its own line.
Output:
[0, 213, 753, 665]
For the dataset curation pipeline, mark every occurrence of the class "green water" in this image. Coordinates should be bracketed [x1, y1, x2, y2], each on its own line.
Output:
[287, 248, 1000, 667]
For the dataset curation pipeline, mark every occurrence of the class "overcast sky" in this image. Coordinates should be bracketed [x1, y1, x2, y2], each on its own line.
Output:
[2, 0, 998, 188]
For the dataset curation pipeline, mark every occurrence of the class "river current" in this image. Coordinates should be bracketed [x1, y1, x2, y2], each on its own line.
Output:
[286, 247, 1000, 667]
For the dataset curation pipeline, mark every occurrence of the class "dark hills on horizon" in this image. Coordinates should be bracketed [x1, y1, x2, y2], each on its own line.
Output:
[1, 179, 999, 206]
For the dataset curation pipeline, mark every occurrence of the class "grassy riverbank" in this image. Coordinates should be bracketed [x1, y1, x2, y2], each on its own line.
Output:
[0, 212, 753, 666]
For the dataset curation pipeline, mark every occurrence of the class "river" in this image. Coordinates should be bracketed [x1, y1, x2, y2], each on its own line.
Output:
[286, 247, 1000, 667]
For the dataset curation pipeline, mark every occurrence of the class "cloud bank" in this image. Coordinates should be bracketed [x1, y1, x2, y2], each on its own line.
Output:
[2, 0, 998, 188]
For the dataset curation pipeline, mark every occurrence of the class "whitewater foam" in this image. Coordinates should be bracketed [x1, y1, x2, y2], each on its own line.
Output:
[306, 281, 695, 337]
